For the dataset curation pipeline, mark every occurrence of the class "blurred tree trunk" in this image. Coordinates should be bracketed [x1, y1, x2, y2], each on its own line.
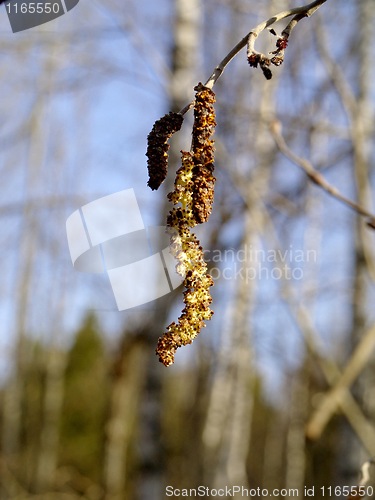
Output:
[202, 1, 280, 488]
[285, 369, 309, 498]
[136, 2, 201, 499]
[34, 40, 71, 494]
[306, 0, 375, 483]
[348, 0, 375, 479]
[102, 1, 202, 499]
[1, 70, 46, 483]
[103, 334, 148, 500]
[320, 0, 375, 485]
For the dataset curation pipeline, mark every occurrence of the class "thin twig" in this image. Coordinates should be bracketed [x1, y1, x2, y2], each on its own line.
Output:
[270, 119, 375, 229]
[179, 0, 327, 115]
[247, 0, 325, 59]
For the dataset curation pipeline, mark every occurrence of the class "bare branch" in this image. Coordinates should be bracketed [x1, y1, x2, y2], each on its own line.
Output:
[306, 323, 375, 440]
[179, 0, 327, 115]
[247, 0, 326, 77]
[270, 119, 375, 229]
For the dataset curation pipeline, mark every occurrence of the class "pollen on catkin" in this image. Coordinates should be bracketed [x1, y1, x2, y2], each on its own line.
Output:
[156, 83, 216, 367]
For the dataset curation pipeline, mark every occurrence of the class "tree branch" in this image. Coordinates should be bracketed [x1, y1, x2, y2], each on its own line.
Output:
[179, 0, 327, 114]
[270, 119, 375, 230]
[306, 323, 375, 440]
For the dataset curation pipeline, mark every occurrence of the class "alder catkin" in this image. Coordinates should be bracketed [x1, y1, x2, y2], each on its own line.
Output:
[156, 84, 216, 367]
[146, 112, 184, 190]
[191, 83, 216, 223]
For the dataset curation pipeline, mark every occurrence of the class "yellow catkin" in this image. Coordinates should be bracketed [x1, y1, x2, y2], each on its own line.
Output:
[156, 84, 216, 366]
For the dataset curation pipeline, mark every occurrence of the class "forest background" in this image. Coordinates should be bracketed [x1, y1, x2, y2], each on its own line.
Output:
[0, 0, 375, 499]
